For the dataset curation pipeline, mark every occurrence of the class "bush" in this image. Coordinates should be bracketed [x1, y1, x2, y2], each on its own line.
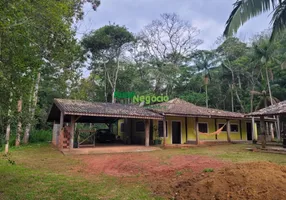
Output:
[0, 132, 16, 149]
[203, 168, 214, 173]
[29, 129, 52, 143]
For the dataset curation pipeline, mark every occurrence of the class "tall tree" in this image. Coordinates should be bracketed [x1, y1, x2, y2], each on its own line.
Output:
[139, 13, 202, 95]
[190, 50, 218, 108]
[82, 24, 135, 103]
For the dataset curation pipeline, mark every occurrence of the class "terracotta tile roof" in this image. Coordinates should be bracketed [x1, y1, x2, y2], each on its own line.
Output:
[247, 100, 286, 116]
[52, 98, 163, 120]
[147, 98, 244, 119]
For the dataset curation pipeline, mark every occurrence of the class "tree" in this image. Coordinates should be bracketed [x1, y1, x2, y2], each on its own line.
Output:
[82, 24, 135, 103]
[190, 50, 218, 108]
[139, 13, 202, 95]
[224, 0, 286, 41]
[0, 0, 92, 151]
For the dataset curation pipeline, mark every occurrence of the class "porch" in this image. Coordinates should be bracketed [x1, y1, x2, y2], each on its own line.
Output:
[61, 144, 161, 155]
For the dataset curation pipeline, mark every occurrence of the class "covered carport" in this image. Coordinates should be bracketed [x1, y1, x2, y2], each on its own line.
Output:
[247, 100, 286, 148]
[47, 99, 163, 150]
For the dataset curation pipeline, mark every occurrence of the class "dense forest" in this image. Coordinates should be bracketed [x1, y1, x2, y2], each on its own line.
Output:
[1, 0, 286, 151]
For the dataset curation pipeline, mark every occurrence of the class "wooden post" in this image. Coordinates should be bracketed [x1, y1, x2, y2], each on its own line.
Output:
[276, 116, 281, 140]
[145, 119, 150, 147]
[70, 115, 75, 150]
[58, 112, 64, 146]
[270, 123, 274, 141]
[163, 117, 167, 147]
[239, 120, 242, 140]
[251, 117, 256, 142]
[195, 117, 199, 145]
[185, 117, 188, 143]
[226, 120, 231, 143]
[260, 116, 266, 148]
[215, 119, 218, 140]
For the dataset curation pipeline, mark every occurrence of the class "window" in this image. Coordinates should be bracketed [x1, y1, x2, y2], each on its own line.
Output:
[230, 124, 239, 132]
[198, 123, 208, 133]
[120, 123, 124, 132]
[158, 121, 168, 137]
[136, 121, 145, 132]
[218, 123, 227, 131]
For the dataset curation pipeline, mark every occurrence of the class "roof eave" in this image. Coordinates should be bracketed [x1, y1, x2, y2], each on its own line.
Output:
[64, 111, 163, 120]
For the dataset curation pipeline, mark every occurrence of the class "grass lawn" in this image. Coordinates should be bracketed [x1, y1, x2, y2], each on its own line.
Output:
[0, 143, 285, 200]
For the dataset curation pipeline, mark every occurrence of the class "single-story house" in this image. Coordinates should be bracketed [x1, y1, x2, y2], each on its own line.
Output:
[48, 98, 276, 149]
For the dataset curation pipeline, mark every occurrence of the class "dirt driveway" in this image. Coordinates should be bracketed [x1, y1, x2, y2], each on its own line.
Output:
[74, 149, 286, 200]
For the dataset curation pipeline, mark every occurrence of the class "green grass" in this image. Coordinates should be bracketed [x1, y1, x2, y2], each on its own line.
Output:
[203, 168, 214, 172]
[0, 143, 158, 200]
[0, 143, 285, 199]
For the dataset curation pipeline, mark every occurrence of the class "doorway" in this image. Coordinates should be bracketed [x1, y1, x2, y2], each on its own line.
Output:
[246, 122, 252, 140]
[172, 121, 181, 144]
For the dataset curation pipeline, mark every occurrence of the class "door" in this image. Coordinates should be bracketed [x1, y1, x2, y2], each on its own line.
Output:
[246, 123, 252, 140]
[172, 121, 181, 144]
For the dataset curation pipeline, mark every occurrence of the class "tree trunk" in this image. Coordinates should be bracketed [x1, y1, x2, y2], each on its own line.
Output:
[235, 89, 245, 112]
[205, 83, 208, 108]
[5, 90, 13, 154]
[23, 72, 41, 144]
[15, 98, 22, 147]
[250, 85, 254, 112]
[230, 84, 234, 112]
[265, 67, 273, 105]
[104, 62, 107, 102]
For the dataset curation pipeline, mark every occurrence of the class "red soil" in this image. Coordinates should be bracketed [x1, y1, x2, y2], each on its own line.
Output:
[75, 153, 286, 200]
[78, 153, 227, 177]
[171, 162, 286, 200]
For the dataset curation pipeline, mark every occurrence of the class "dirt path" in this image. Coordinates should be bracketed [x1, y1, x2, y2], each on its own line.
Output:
[171, 162, 286, 200]
[75, 153, 286, 200]
[77, 153, 227, 177]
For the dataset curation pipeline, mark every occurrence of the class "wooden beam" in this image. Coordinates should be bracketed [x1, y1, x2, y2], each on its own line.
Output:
[215, 119, 217, 140]
[226, 120, 231, 143]
[260, 116, 266, 148]
[195, 117, 199, 145]
[239, 120, 242, 140]
[145, 119, 150, 147]
[270, 123, 274, 141]
[70, 115, 75, 150]
[74, 116, 81, 122]
[58, 112, 64, 146]
[185, 117, 188, 143]
[163, 117, 167, 147]
[251, 117, 256, 142]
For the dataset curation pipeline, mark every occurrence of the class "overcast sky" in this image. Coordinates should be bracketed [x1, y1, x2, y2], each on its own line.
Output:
[75, 0, 272, 50]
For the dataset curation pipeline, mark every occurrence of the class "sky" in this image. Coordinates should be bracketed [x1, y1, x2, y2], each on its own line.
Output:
[75, 0, 272, 50]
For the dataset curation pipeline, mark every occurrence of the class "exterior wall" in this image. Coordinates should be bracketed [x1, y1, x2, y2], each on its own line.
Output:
[131, 119, 145, 145]
[118, 119, 145, 145]
[118, 117, 255, 145]
[118, 119, 125, 140]
[157, 117, 250, 144]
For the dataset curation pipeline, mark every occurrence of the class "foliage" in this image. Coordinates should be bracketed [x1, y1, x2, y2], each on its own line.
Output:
[28, 130, 52, 144]
[224, 0, 286, 41]
[203, 168, 214, 172]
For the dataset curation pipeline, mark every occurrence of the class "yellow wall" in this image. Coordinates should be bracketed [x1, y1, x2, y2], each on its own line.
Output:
[155, 117, 250, 144]
[118, 117, 253, 145]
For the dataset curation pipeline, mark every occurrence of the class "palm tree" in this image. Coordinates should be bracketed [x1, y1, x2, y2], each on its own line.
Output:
[250, 90, 280, 111]
[190, 50, 218, 108]
[224, 0, 286, 41]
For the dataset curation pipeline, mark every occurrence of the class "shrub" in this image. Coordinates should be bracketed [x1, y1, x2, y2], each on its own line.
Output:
[29, 129, 52, 143]
[203, 168, 214, 172]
